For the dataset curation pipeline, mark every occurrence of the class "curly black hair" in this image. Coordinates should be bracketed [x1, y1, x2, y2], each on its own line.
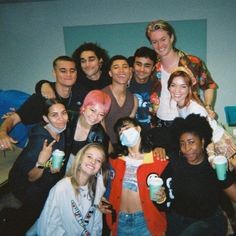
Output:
[72, 42, 109, 75]
[171, 114, 213, 151]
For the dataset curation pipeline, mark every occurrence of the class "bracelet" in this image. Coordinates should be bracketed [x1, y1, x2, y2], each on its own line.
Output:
[35, 161, 45, 169]
[156, 195, 167, 204]
[205, 105, 212, 109]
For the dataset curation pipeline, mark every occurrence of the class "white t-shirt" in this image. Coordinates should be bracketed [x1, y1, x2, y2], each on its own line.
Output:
[178, 100, 224, 143]
[156, 67, 179, 121]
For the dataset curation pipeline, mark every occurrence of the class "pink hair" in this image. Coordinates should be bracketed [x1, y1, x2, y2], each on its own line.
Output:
[80, 90, 111, 115]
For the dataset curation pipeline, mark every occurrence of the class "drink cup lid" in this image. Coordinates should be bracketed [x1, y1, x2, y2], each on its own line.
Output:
[213, 155, 227, 164]
[53, 149, 65, 156]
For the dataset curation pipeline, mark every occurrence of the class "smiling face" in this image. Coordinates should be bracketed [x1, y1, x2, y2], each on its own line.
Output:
[168, 76, 190, 107]
[44, 103, 68, 130]
[180, 132, 204, 165]
[80, 50, 102, 80]
[109, 59, 131, 85]
[53, 60, 77, 88]
[133, 57, 155, 84]
[80, 146, 104, 176]
[82, 103, 106, 125]
[149, 29, 174, 58]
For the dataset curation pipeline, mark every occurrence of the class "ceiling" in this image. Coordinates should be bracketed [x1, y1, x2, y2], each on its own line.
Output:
[0, 0, 56, 3]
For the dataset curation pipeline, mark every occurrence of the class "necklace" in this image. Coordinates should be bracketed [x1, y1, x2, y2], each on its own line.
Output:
[128, 152, 143, 160]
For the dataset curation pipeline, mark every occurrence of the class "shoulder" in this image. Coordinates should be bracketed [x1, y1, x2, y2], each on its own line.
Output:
[178, 49, 202, 64]
[188, 100, 208, 117]
[53, 177, 72, 193]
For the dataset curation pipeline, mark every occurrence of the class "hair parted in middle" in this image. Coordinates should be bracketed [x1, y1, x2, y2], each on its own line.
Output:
[68, 143, 108, 198]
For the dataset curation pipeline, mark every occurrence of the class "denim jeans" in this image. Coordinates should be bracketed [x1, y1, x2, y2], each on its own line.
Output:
[166, 209, 227, 236]
[117, 211, 151, 236]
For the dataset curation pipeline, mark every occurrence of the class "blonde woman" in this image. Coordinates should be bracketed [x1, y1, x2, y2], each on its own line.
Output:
[37, 143, 108, 236]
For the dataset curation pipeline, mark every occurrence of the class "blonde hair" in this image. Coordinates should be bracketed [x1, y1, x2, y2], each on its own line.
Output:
[67, 143, 108, 198]
[146, 19, 175, 42]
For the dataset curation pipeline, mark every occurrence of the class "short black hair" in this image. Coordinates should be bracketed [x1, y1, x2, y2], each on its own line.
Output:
[108, 55, 129, 70]
[134, 46, 157, 64]
[53, 56, 76, 69]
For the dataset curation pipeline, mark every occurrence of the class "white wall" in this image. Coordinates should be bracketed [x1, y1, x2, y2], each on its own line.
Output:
[0, 0, 236, 123]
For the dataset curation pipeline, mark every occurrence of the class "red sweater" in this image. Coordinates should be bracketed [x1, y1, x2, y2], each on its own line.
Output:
[106, 152, 168, 236]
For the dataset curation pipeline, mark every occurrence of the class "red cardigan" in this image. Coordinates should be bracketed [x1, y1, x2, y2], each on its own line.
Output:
[106, 152, 168, 236]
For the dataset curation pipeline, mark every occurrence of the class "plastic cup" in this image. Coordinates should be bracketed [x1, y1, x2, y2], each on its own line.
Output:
[213, 155, 227, 181]
[149, 177, 163, 201]
[51, 149, 65, 170]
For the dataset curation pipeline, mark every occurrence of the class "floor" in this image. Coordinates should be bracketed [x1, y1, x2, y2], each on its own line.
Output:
[0, 147, 21, 186]
[0, 147, 22, 211]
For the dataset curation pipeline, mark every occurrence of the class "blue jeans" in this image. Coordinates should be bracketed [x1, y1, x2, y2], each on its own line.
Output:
[117, 211, 151, 236]
[166, 209, 227, 236]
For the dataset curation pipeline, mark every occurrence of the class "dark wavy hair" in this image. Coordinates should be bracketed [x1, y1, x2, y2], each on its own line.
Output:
[112, 117, 153, 157]
[72, 42, 109, 75]
[171, 114, 213, 151]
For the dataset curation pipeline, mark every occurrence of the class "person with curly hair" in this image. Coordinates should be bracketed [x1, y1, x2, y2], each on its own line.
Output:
[166, 114, 236, 236]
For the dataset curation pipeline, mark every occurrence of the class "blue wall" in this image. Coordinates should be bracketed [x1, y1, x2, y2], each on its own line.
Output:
[64, 19, 206, 60]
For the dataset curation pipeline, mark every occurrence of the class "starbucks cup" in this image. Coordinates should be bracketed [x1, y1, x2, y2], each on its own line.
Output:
[149, 177, 163, 201]
[51, 149, 65, 170]
[213, 155, 227, 181]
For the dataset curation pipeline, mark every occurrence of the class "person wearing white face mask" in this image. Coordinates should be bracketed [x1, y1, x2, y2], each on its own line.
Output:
[106, 117, 172, 236]
[3, 99, 68, 235]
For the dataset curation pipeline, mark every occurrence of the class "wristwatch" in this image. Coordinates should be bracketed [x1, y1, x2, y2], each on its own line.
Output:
[35, 161, 45, 169]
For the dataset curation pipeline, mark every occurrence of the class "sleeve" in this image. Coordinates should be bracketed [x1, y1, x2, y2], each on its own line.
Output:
[37, 184, 65, 236]
[87, 124, 110, 153]
[17, 131, 47, 175]
[16, 94, 46, 124]
[153, 163, 173, 212]
[187, 55, 217, 91]
[91, 208, 103, 236]
[35, 80, 51, 94]
[218, 170, 236, 190]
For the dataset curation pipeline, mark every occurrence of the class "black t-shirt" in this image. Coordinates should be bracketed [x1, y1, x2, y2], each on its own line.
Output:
[75, 70, 111, 92]
[18, 82, 86, 125]
[169, 154, 234, 218]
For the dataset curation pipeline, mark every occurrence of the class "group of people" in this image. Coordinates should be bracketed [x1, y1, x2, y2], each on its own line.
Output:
[0, 19, 236, 236]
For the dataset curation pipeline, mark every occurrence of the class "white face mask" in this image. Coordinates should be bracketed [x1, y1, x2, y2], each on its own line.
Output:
[120, 127, 140, 147]
[45, 123, 66, 134]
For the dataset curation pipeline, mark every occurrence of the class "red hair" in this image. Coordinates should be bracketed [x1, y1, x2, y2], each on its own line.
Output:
[168, 68, 199, 107]
[80, 90, 111, 115]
